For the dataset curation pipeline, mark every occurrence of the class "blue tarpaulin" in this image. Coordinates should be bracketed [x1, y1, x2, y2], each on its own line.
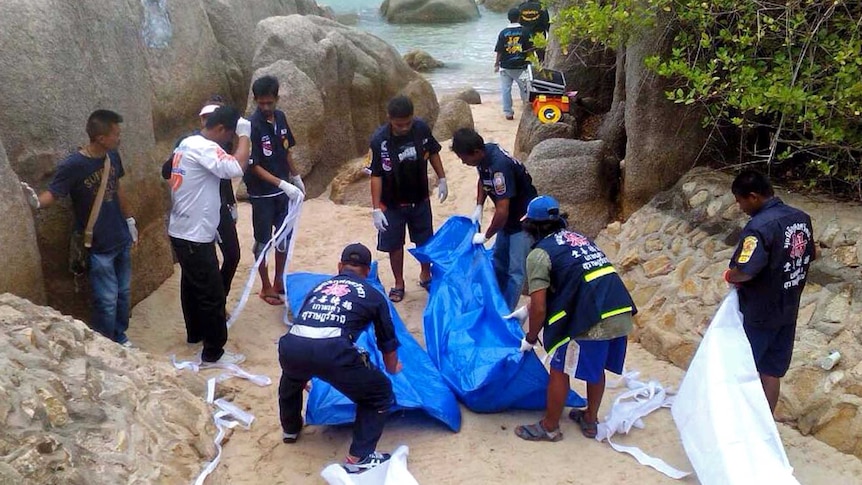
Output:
[411, 216, 586, 412]
[285, 265, 462, 432]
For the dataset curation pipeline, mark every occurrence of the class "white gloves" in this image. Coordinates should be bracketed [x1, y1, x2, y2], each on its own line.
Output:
[372, 208, 389, 232]
[519, 337, 536, 353]
[236, 117, 251, 139]
[126, 217, 138, 243]
[472, 232, 488, 245]
[20, 182, 40, 209]
[504, 305, 529, 324]
[469, 204, 483, 224]
[289, 174, 306, 194]
[437, 177, 448, 203]
[278, 179, 303, 200]
[228, 204, 238, 223]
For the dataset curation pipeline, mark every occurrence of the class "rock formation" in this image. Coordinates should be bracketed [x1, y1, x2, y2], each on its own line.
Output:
[403, 49, 445, 71]
[433, 99, 475, 142]
[381, 0, 481, 24]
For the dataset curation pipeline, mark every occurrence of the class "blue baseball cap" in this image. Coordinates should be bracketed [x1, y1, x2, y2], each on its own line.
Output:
[521, 195, 561, 222]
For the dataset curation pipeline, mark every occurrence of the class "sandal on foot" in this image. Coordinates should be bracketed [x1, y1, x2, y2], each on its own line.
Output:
[419, 278, 432, 291]
[514, 421, 563, 442]
[388, 287, 405, 303]
[259, 292, 284, 306]
[568, 409, 598, 439]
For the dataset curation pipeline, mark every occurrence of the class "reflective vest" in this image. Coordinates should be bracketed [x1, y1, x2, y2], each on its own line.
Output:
[535, 230, 637, 354]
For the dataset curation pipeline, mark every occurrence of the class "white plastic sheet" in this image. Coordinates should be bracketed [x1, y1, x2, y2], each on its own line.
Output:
[672, 290, 799, 485]
[321, 446, 418, 485]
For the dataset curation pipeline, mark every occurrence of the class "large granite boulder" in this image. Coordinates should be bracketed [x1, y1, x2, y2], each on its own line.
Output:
[0, 293, 214, 484]
[250, 15, 439, 197]
[477, 0, 522, 13]
[0, 142, 44, 304]
[525, 139, 616, 237]
[433, 99, 475, 141]
[403, 49, 445, 71]
[513, 111, 577, 162]
[381, 0, 480, 24]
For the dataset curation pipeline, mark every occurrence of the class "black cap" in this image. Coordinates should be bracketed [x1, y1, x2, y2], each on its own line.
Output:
[340, 243, 372, 267]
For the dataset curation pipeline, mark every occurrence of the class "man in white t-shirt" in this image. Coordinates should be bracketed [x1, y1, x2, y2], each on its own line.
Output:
[167, 106, 302, 365]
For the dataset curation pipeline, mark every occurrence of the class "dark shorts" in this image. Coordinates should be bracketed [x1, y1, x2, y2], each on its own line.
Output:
[550, 336, 627, 384]
[743, 324, 795, 378]
[377, 199, 433, 252]
[249, 194, 290, 248]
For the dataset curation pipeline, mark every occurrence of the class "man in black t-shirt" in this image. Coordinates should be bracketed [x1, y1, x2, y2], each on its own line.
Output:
[369, 96, 447, 302]
[495, 8, 531, 120]
[20, 110, 137, 346]
[519, 1, 550, 61]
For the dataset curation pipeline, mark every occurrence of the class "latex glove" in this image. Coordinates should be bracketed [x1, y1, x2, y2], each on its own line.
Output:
[437, 177, 448, 203]
[20, 182, 40, 209]
[235, 117, 251, 139]
[504, 305, 529, 324]
[228, 204, 238, 223]
[289, 174, 306, 194]
[278, 179, 303, 200]
[126, 217, 139, 244]
[372, 208, 389, 232]
[472, 232, 488, 245]
[469, 204, 483, 224]
[519, 337, 536, 353]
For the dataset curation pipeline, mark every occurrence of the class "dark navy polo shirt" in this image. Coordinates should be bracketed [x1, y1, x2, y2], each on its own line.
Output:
[368, 118, 441, 207]
[476, 143, 537, 233]
[730, 197, 816, 329]
[295, 271, 400, 354]
[244, 108, 296, 197]
[495, 25, 529, 70]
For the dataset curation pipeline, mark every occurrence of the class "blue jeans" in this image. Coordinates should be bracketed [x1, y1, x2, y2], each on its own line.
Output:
[500, 68, 528, 116]
[493, 230, 533, 310]
[89, 242, 132, 343]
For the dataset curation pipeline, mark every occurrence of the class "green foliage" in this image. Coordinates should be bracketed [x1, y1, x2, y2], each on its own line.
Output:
[549, 0, 862, 197]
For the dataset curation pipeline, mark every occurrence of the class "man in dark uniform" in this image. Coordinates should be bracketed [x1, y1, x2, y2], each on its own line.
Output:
[245, 75, 305, 306]
[724, 170, 816, 414]
[518, 0, 550, 61]
[451, 128, 538, 310]
[495, 8, 531, 120]
[277, 243, 402, 473]
[512, 196, 636, 442]
[369, 95, 448, 302]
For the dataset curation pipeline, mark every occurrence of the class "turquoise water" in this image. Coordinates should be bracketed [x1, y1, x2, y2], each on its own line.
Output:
[322, 0, 507, 96]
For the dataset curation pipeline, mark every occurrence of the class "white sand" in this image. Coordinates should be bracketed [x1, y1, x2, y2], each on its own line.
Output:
[130, 101, 862, 484]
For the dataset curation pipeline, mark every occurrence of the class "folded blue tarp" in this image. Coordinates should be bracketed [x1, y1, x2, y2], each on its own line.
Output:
[285, 265, 461, 432]
[411, 216, 586, 412]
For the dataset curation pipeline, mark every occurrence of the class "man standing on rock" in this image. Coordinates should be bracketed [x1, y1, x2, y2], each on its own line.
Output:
[724, 170, 816, 414]
[168, 106, 251, 365]
[20, 110, 138, 347]
[369, 95, 447, 302]
[451, 128, 537, 310]
[495, 8, 531, 121]
[512, 195, 636, 441]
[277, 243, 402, 473]
[245, 75, 305, 306]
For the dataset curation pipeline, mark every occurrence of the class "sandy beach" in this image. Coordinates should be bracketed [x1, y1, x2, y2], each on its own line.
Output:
[128, 100, 862, 484]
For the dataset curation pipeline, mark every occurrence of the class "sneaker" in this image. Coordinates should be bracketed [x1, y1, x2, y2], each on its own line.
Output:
[121, 341, 136, 349]
[505, 114, 515, 120]
[282, 431, 299, 444]
[202, 350, 245, 366]
[342, 451, 391, 474]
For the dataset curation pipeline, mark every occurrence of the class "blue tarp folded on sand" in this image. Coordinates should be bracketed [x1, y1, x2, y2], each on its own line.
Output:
[285, 264, 461, 432]
[411, 216, 586, 412]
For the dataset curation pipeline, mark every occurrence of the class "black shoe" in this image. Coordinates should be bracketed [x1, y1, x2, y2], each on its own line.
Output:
[282, 431, 299, 444]
[342, 451, 391, 474]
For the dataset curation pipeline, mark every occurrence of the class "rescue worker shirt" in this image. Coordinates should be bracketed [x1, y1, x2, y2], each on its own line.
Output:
[161, 130, 237, 207]
[730, 197, 815, 329]
[168, 135, 244, 243]
[369, 118, 442, 206]
[477, 143, 538, 233]
[244, 108, 296, 198]
[495, 24, 530, 70]
[294, 271, 400, 354]
[48, 150, 131, 254]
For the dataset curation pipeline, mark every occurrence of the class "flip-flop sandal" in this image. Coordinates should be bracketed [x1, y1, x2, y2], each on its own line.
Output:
[418, 279, 432, 291]
[259, 293, 284, 306]
[514, 421, 563, 442]
[388, 287, 405, 303]
[568, 409, 598, 439]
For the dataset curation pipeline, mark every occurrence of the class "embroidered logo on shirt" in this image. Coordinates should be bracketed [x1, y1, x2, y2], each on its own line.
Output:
[493, 172, 506, 195]
[262, 135, 273, 157]
[737, 235, 758, 264]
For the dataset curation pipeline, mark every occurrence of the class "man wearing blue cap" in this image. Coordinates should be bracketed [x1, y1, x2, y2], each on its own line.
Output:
[510, 196, 636, 441]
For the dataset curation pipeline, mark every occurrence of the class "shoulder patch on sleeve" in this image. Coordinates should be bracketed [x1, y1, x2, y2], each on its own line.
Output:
[737, 235, 758, 264]
[493, 172, 506, 195]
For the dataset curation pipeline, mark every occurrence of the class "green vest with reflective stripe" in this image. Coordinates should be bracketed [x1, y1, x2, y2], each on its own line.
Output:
[535, 230, 637, 353]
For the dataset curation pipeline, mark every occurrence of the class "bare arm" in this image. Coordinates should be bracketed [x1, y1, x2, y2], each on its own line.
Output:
[383, 350, 402, 374]
[37, 191, 56, 209]
[370, 176, 383, 209]
[429, 152, 445, 179]
[117, 181, 132, 218]
[476, 178, 487, 206]
[725, 267, 754, 284]
[286, 149, 299, 177]
[250, 165, 282, 188]
[526, 289, 546, 343]
[484, 198, 510, 240]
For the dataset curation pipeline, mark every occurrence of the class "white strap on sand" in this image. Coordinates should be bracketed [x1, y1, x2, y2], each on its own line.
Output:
[227, 196, 303, 329]
[171, 355, 273, 387]
[596, 371, 691, 480]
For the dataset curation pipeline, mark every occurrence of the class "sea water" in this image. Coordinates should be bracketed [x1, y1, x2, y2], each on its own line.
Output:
[321, 0, 507, 96]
